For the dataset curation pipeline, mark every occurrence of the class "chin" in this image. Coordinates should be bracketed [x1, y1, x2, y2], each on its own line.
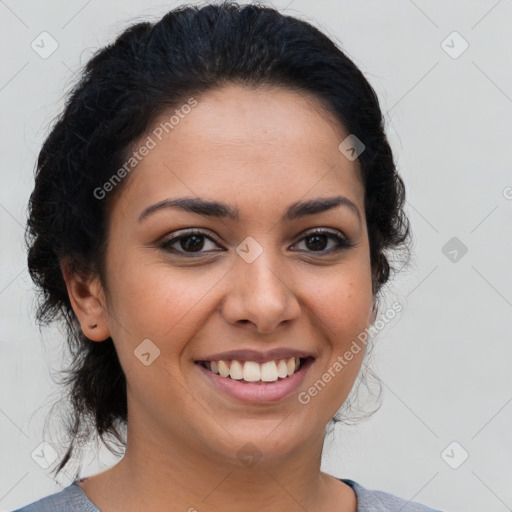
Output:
[203, 416, 317, 466]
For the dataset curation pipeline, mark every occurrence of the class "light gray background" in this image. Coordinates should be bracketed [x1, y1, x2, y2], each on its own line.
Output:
[1, 1, 511, 511]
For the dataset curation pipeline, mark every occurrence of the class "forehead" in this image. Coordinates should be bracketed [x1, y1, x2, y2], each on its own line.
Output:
[111, 83, 364, 223]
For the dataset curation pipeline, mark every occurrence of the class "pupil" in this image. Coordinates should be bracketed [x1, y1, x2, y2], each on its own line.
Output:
[181, 235, 204, 252]
[306, 234, 327, 251]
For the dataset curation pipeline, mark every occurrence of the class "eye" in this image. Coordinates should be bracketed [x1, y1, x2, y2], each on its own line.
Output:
[291, 229, 354, 254]
[159, 229, 224, 256]
[159, 228, 354, 257]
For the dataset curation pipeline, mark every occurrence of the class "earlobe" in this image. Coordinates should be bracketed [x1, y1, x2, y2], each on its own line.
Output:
[369, 302, 378, 324]
[60, 260, 110, 342]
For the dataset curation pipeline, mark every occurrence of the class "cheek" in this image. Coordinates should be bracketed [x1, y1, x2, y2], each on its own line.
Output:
[304, 281, 371, 418]
[306, 267, 373, 342]
[105, 254, 225, 348]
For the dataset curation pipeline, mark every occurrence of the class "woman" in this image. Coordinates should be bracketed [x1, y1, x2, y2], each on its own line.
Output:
[14, 2, 444, 511]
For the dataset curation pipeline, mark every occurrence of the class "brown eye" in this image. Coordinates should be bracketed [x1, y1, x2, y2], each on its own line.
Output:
[160, 229, 224, 256]
[178, 234, 205, 252]
[304, 233, 329, 251]
[292, 229, 353, 254]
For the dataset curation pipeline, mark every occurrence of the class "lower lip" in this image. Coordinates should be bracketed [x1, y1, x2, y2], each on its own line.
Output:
[195, 358, 314, 404]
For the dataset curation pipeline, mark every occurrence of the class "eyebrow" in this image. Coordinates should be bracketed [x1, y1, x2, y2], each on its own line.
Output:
[137, 195, 362, 225]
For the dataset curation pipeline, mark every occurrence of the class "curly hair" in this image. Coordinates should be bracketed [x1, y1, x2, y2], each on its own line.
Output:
[25, 1, 411, 478]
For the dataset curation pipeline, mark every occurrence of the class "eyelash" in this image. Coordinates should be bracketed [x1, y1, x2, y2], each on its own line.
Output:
[159, 228, 354, 257]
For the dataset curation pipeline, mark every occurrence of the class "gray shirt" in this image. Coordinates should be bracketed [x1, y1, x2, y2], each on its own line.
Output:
[11, 478, 444, 511]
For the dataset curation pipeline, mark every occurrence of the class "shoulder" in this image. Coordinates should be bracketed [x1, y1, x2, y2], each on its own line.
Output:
[10, 481, 100, 512]
[12, 477, 445, 512]
[340, 478, 445, 512]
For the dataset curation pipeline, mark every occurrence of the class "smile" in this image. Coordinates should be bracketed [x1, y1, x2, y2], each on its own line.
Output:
[195, 357, 315, 404]
[197, 357, 305, 383]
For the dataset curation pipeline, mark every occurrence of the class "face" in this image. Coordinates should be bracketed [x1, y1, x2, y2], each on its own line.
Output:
[85, 84, 374, 464]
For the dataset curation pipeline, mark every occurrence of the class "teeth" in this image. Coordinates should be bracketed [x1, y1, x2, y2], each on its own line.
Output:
[286, 357, 296, 376]
[229, 360, 243, 380]
[204, 357, 303, 382]
[260, 361, 278, 382]
[243, 361, 261, 382]
[277, 359, 288, 378]
[218, 360, 230, 378]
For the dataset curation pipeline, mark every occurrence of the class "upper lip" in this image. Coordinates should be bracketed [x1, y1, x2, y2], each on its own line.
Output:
[195, 348, 316, 364]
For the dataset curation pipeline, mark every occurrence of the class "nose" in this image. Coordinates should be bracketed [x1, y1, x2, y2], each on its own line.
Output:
[220, 248, 301, 334]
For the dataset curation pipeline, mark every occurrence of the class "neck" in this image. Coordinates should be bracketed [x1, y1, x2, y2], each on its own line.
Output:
[80, 406, 356, 511]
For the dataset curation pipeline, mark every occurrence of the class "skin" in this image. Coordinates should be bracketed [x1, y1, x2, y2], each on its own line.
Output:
[62, 83, 376, 512]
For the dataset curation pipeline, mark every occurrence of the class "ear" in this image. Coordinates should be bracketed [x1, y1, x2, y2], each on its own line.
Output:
[369, 301, 378, 324]
[60, 259, 111, 342]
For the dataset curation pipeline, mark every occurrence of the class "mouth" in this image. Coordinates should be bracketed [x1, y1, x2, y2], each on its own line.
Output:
[195, 357, 309, 384]
[194, 357, 315, 404]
